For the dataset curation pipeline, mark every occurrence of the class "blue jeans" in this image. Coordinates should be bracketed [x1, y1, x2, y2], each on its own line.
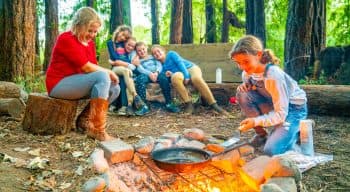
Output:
[237, 90, 307, 156]
[49, 71, 120, 104]
[134, 73, 172, 104]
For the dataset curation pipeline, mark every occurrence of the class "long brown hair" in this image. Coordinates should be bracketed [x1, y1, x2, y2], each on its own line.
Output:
[112, 25, 132, 42]
[230, 35, 280, 65]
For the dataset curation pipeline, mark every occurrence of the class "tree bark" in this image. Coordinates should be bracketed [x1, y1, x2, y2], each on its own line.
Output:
[22, 93, 90, 135]
[44, 0, 59, 71]
[122, 0, 131, 26]
[205, 0, 216, 43]
[86, 0, 95, 7]
[170, 0, 184, 44]
[0, 81, 22, 98]
[0, 98, 25, 118]
[221, 0, 229, 43]
[245, 0, 266, 46]
[311, 0, 326, 79]
[151, 0, 160, 44]
[110, 0, 123, 34]
[35, 8, 42, 75]
[0, 0, 36, 81]
[284, 0, 313, 81]
[182, 0, 193, 44]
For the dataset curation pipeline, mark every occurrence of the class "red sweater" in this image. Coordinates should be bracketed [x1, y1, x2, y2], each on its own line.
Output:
[46, 31, 97, 94]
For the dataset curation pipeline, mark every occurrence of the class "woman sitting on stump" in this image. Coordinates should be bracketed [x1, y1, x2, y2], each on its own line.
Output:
[45, 7, 120, 141]
[230, 35, 307, 155]
[151, 45, 227, 115]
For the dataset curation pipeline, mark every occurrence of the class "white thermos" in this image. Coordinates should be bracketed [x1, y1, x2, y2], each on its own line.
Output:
[300, 119, 315, 156]
[216, 68, 222, 84]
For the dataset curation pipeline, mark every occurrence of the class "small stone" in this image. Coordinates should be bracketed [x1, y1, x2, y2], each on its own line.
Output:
[82, 177, 106, 192]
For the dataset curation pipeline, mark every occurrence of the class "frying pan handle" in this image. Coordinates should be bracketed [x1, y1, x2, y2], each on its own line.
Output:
[211, 142, 248, 157]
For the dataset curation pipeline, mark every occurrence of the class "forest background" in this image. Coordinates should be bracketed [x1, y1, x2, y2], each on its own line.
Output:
[1, 0, 350, 91]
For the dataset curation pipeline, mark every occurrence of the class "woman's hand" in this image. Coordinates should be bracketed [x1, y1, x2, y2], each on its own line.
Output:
[238, 118, 255, 132]
[165, 71, 172, 77]
[237, 83, 251, 92]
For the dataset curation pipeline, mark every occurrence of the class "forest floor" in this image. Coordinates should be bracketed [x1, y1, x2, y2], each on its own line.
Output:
[0, 104, 349, 192]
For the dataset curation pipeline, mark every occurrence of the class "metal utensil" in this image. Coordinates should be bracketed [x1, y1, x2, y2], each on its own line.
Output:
[220, 129, 241, 148]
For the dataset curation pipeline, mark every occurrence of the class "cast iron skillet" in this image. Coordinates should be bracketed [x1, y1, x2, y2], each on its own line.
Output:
[151, 142, 246, 173]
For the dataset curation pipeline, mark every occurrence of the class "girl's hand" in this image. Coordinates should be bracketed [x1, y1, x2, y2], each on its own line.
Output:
[239, 118, 255, 132]
[108, 70, 119, 84]
[132, 56, 140, 66]
[184, 79, 190, 85]
[165, 71, 172, 77]
[237, 83, 250, 92]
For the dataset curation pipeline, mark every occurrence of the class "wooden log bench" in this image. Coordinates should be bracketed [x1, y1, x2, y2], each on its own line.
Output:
[22, 93, 89, 135]
[99, 43, 241, 104]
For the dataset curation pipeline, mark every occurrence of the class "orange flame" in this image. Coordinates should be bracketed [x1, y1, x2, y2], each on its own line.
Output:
[165, 160, 260, 192]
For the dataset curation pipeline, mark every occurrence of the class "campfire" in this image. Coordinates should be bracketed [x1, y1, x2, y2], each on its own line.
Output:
[84, 128, 300, 192]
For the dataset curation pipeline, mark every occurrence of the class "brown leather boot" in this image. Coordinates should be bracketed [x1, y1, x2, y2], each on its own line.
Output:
[87, 98, 115, 141]
[76, 103, 92, 133]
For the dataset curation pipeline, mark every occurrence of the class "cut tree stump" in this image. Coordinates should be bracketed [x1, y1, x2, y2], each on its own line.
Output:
[22, 93, 89, 135]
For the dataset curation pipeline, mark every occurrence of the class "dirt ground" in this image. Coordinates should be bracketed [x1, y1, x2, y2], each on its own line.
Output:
[0, 104, 349, 192]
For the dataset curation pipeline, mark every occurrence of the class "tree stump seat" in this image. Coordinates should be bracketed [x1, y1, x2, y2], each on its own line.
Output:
[22, 93, 89, 135]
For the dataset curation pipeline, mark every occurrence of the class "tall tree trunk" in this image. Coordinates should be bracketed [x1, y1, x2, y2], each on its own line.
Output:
[110, 0, 123, 34]
[221, 0, 229, 42]
[245, 0, 266, 46]
[169, 0, 183, 44]
[35, 4, 41, 75]
[122, 0, 131, 26]
[182, 0, 193, 44]
[86, 0, 95, 7]
[284, 0, 313, 81]
[205, 0, 216, 43]
[311, 0, 326, 78]
[151, 0, 160, 44]
[44, 0, 59, 71]
[0, 0, 36, 81]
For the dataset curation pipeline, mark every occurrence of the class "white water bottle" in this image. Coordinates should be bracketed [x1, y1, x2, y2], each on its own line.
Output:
[300, 119, 315, 156]
[216, 68, 222, 84]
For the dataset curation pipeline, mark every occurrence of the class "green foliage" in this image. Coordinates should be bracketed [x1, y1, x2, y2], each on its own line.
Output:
[14, 75, 46, 93]
[326, 0, 350, 46]
[298, 73, 328, 85]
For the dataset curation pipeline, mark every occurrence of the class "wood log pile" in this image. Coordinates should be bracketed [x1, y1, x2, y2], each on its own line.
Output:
[0, 81, 27, 119]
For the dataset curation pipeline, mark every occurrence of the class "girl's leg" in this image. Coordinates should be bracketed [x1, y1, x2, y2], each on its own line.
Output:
[135, 74, 151, 101]
[50, 71, 111, 100]
[171, 72, 191, 103]
[188, 65, 216, 105]
[118, 76, 128, 106]
[264, 103, 308, 155]
[157, 73, 172, 104]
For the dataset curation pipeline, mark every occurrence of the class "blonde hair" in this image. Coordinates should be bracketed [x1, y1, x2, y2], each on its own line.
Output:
[230, 35, 280, 65]
[112, 25, 132, 42]
[135, 41, 147, 49]
[71, 7, 101, 36]
[151, 45, 166, 52]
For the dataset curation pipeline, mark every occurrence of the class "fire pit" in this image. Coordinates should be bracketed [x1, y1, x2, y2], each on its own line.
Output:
[84, 129, 301, 192]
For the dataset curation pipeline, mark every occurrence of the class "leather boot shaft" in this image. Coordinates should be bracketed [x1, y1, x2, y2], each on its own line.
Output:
[88, 98, 114, 141]
[76, 103, 92, 133]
